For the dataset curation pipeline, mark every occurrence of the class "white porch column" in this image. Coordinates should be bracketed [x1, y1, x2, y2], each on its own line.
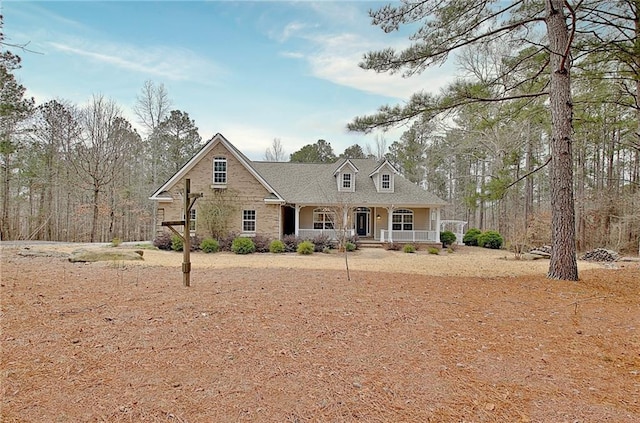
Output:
[387, 206, 394, 243]
[295, 205, 302, 237]
[436, 208, 441, 242]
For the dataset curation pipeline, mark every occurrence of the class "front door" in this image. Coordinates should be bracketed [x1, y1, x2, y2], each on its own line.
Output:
[356, 212, 367, 236]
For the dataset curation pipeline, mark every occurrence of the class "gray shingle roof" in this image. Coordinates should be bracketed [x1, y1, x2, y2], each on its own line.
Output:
[252, 159, 447, 207]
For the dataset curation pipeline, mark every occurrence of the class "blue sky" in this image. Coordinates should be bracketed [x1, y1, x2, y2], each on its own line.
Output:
[4, 1, 456, 160]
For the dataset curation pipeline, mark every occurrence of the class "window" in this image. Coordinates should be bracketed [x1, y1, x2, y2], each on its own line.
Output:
[243, 210, 256, 232]
[382, 174, 391, 190]
[183, 209, 196, 231]
[392, 209, 413, 231]
[313, 208, 335, 229]
[189, 208, 196, 231]
[213, 157, 227, 184]
[342, 173, 352, 189]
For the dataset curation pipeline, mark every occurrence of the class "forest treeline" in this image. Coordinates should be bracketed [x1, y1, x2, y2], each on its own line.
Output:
[1, 3, 638, 253]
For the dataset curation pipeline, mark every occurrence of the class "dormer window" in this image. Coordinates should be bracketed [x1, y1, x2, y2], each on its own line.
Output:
[342, 173, 352, 189]
[213, 157, 227, 185]
[382, 174, 391, 190]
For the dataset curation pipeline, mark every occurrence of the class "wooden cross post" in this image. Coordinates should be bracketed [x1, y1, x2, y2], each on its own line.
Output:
[161, 178, 202, 287]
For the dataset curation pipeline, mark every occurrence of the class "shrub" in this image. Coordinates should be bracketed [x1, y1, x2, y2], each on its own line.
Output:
[231, 237, 256, 254]
[345, 242, 356, 252]
[463, 228, 482, 246]
[312, 234, 333, 252]
[403, 244, 416, 253]
[111, 237, 122, 247]
[478, 230, 504, 249]
[282, 234, 301, 252]
[428, 247, 440, 255]
[346, 234, 360, 250]
[217, 231, 238, 252]
[153, 232, 173, 250]
[252, 234, 272, 253]
[322, 246, 331, 254]
[440, 230, 457, 247]
[269, 239, 285, 253]
[297, 240, 315, 255]
[171, 235, 184, 251]
[384, 242, 401, 251]
[200, 238, 220, 253]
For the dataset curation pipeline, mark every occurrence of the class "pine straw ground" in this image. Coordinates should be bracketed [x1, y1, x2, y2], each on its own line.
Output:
[1, 244, 639, 422]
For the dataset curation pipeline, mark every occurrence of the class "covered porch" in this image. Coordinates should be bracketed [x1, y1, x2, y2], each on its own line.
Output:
[283, 204, 443, 244]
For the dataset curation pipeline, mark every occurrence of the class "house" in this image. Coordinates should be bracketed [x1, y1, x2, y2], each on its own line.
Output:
[149, 133, 449, 244]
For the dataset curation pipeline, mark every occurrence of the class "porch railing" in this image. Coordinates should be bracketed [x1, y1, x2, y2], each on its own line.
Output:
[298, 228, 355, 241]
[380, 230, 439, 243]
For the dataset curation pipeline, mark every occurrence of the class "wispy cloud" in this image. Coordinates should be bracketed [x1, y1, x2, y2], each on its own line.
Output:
[273, 3, 456, 100]
[48, 41, 226, 85]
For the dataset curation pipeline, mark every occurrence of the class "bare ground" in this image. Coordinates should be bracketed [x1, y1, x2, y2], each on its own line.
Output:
[1, 243, 639, 422]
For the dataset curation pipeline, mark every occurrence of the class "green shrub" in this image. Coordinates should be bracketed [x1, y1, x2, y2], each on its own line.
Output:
[345, 242, 356, 252]
[269, 239, 285, 253]
[440, 230, 457, 247]
[322, 246, 331, 254]
[463, 228, 482, 246]
[200, 238, 220, 253]
[297, 240, 314, 255]
[478, 230, 504, 249]
[171, 234, 201, 252]
[111, 237, 122, 247]
[428, 247, 440, 255]
[171, 235, 184, 251]
[403, 244, 416, 253]
[346, 234, 360, 250]
[231, 237, 256, 254]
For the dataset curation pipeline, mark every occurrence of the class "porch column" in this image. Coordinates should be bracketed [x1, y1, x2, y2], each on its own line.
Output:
[387, 206, 394, 243]
[436, 208, 441, 243]
[295, 205, 301, 237]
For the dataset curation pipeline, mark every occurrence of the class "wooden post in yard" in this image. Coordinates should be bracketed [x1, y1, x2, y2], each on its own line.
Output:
[183, 178, 191, 287]
[160, 178, 202, 287]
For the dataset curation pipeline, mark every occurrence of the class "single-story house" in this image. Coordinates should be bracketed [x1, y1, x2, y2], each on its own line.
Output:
[149, 133, 450, 244]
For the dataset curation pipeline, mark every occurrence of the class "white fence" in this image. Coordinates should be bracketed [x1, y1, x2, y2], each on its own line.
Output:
[380, 230, 439, 243]
[298, 228, 355, 241]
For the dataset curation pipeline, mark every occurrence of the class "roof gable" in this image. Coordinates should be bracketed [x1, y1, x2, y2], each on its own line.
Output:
[333, 159, 359, 176]
[369, 159, 399, 177]
[149, 133, 283, 202]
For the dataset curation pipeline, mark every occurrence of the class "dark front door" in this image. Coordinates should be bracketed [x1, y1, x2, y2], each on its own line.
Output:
[356, 212, 367, 236]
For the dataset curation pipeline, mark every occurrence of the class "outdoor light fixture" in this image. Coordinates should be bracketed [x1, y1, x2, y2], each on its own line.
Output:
[377, 214, 381, 220]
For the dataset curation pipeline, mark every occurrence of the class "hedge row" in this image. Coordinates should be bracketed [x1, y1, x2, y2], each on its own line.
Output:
[152, 232, 361, 255]
[462, 228, 504, 249]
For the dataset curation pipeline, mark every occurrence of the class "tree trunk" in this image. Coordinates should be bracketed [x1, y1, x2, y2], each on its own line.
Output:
[91, 186, 100, 243]
[545, 0, 578, 280]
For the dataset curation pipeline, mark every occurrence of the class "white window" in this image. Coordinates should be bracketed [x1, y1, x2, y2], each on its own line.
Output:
[183, 209, 196, 231]
[243, 210, 256, 232]
[392, 209, 413, 231]
[382, 174, 391, 190]
[213, 157, 227, 184]
[189, 208, 196, 231]
[342, 173, 352, 189]
[313, 208, 335, 229]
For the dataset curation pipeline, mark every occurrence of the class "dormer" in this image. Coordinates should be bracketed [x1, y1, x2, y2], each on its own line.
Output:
[333, 159, 359, 192]
[369, 159, 398, 193]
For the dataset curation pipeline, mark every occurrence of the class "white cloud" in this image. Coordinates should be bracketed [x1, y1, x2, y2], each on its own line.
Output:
[48, 41, 226, 85]
[302, 32, 456, 99]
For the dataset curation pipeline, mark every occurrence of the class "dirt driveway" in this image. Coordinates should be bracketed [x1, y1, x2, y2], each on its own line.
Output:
[1, 243, 639, 422]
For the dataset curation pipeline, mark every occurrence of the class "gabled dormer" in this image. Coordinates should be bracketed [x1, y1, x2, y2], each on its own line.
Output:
[333, 159, 359, 192]
[369, 159, 398, 193]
